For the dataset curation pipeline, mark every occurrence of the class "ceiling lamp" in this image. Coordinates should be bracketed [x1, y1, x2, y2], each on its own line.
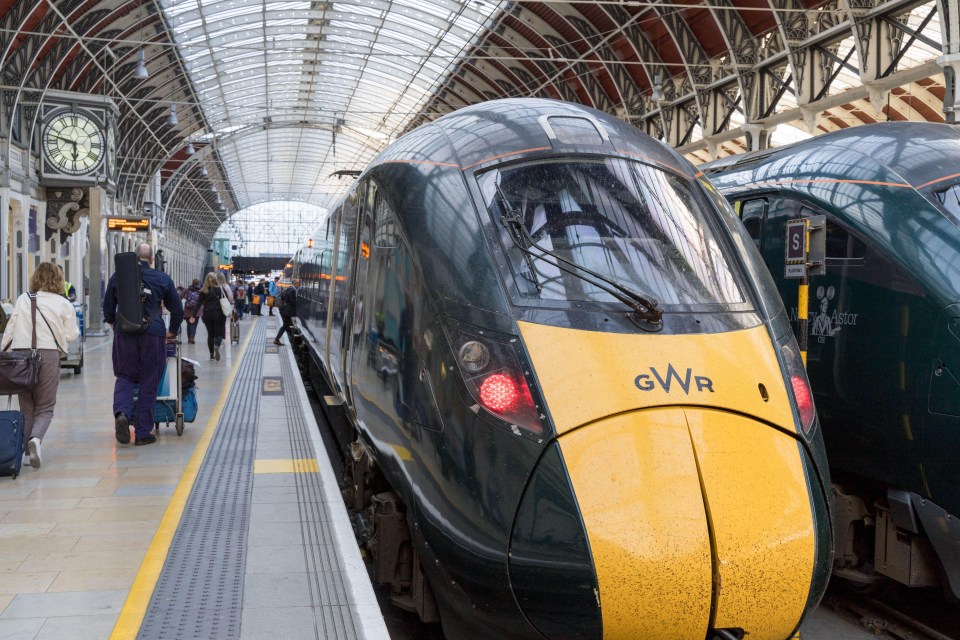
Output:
[166, 102, 179, 126]
[185, 136, 195, 155]
[134, 50, 149, 79]
[651, 72, 666, 103]
[200, 164, 208, 177]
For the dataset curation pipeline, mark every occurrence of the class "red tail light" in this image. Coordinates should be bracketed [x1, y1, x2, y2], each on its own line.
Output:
[443, 322, 545, 434]
[779, 341, 816, 436]
[791, 374, 815, 433]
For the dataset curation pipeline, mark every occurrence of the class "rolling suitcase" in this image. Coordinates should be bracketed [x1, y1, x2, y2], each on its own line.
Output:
[230, 317, 240, 344]
[0, 399, 25, 479]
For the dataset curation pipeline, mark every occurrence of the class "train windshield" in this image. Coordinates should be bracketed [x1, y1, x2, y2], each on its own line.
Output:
[478, 158, 745, 309]
[935, 183, 960, 221]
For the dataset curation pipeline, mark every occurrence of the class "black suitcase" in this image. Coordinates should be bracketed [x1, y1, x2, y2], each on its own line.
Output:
[230, 318, 240, 344]
[114, 252, 147, 334]
[0, 406, 25, 479]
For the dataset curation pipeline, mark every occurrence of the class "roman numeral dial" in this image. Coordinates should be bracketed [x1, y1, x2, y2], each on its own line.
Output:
[41, 110, 106, 176]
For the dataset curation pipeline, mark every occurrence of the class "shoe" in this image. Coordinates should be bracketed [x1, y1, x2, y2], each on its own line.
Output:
[134, 434, 157, 446]
[273, 339, 284, 346]
[214, 346, 221, 361]
[115, 413, 131, 444]
[22, 453, 30, 467]
[27, 437, 41, 469]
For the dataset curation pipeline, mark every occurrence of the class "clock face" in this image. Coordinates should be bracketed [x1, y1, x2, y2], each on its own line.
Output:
[42, 111, 105, 176]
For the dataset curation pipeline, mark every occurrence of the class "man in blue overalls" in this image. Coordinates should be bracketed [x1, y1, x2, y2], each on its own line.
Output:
[103, 243, 183, 446]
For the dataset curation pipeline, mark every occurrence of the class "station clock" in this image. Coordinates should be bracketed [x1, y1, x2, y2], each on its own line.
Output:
[42, 110, 106, 176]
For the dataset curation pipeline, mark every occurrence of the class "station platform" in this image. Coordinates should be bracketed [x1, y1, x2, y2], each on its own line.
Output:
[0, 316, 882, 640]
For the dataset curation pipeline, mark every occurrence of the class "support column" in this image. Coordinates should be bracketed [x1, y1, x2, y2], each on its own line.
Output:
[743, 123, 775, 151]
[86, 187, 106, 336]
[941, 54, 960, 125]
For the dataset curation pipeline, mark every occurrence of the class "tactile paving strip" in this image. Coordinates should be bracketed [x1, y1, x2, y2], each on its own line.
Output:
[278, 351, 363, 638]
[138, 323, 266, 640]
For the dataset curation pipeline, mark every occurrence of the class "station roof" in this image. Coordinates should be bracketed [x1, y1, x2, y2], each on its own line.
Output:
[0, 0, 952, 246]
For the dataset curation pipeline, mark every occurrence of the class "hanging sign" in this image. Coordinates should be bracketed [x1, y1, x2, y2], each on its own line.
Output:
[107, 216, 151, 233]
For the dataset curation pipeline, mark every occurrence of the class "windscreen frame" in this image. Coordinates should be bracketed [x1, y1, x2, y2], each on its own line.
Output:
[471, 154, 758, 317]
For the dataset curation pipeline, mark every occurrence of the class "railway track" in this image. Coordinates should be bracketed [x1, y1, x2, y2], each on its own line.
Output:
[823, 582, 960, 640]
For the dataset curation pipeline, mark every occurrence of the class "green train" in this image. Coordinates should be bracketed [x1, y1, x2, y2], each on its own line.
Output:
[704, 122, 960, 600]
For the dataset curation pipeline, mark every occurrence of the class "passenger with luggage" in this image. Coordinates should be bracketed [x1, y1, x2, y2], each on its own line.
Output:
[233, 278, 246, 320]
[180, 279, 202, 344]
[197, 273, 229, 361]
[245, 282, 254, 315]
[273, 278, 299, 346]
[0, 263, 80, 469]
[253, 279, 266, 316]
[103, 244, 183, 447]
[267, 276, 280, 316]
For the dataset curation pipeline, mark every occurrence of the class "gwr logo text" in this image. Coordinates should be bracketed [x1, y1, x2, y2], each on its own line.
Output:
[635, 365, 715, 394]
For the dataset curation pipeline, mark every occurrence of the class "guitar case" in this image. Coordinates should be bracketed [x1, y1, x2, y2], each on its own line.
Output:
[114, 252, 147, 334]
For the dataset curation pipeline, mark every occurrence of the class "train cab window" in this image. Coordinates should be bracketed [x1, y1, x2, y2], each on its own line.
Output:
[738, 199, 767, 250]
[935, 183, 960, 220]
[477, 158, 747, 309]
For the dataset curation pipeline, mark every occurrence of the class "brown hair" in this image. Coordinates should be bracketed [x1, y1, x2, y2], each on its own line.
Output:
[30, 262, 65, 295]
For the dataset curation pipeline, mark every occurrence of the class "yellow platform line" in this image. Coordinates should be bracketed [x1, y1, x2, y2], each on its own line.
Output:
[109, 325, 255, 640]
[253, 458, 319, 474]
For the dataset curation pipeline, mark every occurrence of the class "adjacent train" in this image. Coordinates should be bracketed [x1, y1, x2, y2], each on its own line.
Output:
[704, 122, 960, 602]
[290, 98, 833, 640]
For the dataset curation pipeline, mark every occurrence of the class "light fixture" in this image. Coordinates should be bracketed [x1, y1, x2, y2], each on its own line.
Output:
[166, 102, 178, 126]
[185, 136, 195, 155]
[651, 72, 666, 103]
[200, 163, 208, 177]
[134, 49, 149, 79]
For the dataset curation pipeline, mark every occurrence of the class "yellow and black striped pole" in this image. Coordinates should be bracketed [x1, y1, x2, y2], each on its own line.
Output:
[797, 219, 811, 367]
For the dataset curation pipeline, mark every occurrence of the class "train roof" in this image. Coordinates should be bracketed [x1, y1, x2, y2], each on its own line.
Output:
[370, 98, 697, 179]
[703, 122, 960, 190]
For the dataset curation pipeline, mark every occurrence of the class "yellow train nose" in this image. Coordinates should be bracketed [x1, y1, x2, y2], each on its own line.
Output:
[557, 408, 817, 640]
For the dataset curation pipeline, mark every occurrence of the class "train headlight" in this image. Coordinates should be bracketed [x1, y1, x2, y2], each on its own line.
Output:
[458, 340, 490, 373]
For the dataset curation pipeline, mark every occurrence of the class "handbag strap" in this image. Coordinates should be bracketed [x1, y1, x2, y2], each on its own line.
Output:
[28, 292, 38, 351]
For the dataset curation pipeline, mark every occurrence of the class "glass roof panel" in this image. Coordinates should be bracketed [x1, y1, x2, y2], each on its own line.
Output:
[161, 0, 504, 212]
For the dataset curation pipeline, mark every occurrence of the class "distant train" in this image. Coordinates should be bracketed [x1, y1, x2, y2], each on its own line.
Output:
[291, 98, 833, 640]
[704, 122, 960, 601]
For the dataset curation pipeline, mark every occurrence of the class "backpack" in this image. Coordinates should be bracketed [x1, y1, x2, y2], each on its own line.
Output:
[114, 252, 157, 335]
[184, 288, 201, 311]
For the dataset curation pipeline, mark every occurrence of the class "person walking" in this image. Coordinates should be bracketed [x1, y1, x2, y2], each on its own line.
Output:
[180, 279, 202, 344]
[197, 273, 228, 361]
[245, 281, 254, 315]
[253, 279, 266, 316]
[273, 278, 298, 346]
[103, 244, 182, 447]
[267, 276, 280, 316]
[0, 263, 80, 468]
[233, 278, 246, 320]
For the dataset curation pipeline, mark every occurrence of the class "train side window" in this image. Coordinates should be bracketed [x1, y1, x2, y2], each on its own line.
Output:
[935, 183, 960, 220]
[374, 196, 399, 251]
[739, 199, 767, 251]
[801, 207, 866, 263]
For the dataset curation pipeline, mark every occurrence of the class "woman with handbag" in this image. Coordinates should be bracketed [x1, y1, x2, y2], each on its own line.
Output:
[197, 273, 231, 361]
[0, 263, 80, 469]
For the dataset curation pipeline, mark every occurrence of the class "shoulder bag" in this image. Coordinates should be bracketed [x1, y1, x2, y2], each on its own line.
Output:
[0, 294, 42, 395]
[218, 286, 233, 317]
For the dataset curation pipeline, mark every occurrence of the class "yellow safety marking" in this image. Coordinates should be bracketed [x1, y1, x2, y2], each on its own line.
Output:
[686, 408, 815, 639]
[559, 409, 712, 639]
[517, 321, 796, 435]
[109, 328, 254, 640]
[253, 458, 320, 474]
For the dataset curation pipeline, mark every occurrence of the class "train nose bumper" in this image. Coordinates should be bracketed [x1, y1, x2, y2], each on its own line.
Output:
[554, 408, 817, 640]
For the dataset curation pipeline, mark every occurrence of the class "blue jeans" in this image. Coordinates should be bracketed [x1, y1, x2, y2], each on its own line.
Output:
[235, 300, 245, 320]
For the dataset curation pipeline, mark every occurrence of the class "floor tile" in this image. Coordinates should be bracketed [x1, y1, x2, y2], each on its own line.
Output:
[242, 573, 313, 608]
[33, 614, 117, 640]
[47, 568, 138, 592]
[0, 590, 126, 619]
[239, 606, 318, 640]
[0, 617, 44, 639]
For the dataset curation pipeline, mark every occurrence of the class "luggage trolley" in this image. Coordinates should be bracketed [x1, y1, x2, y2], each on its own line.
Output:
[155, 341, 185, 436]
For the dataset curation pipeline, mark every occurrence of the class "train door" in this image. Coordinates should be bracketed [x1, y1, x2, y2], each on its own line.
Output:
[341, 180, 374, 410]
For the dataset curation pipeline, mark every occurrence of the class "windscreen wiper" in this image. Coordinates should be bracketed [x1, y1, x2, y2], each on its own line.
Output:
[495, 184, 662, 325]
